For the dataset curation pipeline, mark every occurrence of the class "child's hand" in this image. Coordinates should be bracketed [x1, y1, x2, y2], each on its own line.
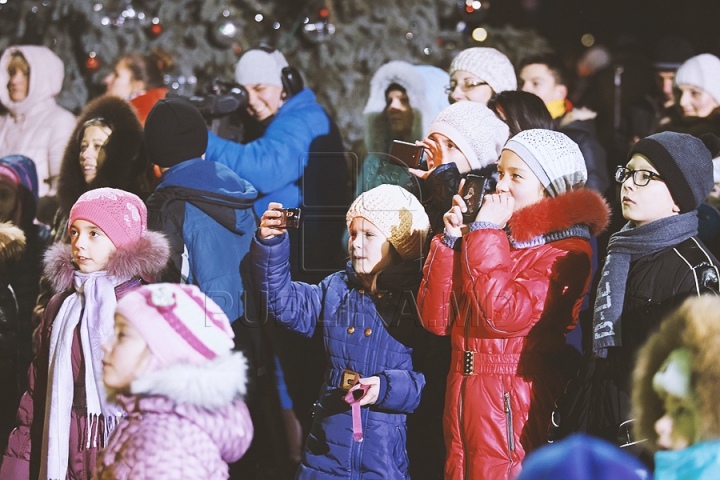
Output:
[417, 138, 440, 171]
[354, 376, 381, 406]
[408, 167, 430, 179]
[475, 193, 514, 228]
[443, 179, 467, 237]
[259, 202, 286, 239]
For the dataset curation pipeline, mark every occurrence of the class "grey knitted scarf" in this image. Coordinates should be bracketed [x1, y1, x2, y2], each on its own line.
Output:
[592, 212, 698, 358]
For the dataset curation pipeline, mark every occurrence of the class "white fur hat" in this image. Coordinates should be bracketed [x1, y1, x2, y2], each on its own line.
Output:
[428, 101, 509, 170]
[235, 48, 288, 87]
[346, 185, 430, 261]
[504, 129, 587, 197]
[675, 53, 720, 104]
[449, 47, 517, 94]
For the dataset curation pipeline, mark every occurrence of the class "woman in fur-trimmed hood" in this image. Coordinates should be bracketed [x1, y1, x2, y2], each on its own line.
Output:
[96, 283, 253, 480]
[51, 95, 152, 243]
[0, 188, 169, 480]
[357, 61, 449, 195]
[631, 295, 720, 478]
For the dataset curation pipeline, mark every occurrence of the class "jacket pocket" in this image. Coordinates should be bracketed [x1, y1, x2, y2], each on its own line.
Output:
[394, 425, 410, 473]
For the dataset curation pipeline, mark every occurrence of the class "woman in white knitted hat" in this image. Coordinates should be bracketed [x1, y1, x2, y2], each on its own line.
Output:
[251, 185, 435, 479]
[663, 53, 720, 137]
[418, 129, 610, 479]
[446, 47, 517, 105]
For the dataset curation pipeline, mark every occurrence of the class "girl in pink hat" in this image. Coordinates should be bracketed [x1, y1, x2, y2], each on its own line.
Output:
[0, 187, 169, 480]
[96, 283, 253, 480]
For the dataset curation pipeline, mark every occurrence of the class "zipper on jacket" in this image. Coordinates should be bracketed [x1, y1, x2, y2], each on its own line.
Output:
[504, 391, 515, 471]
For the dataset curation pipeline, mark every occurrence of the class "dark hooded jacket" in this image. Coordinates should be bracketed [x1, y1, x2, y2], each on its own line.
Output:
[0, 156, 49, 392]
[557, 107, 610, 196]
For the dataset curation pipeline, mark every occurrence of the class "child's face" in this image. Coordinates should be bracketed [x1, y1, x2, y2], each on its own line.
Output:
[101, 313, 151, 391]
[620, 154, 679, 226]
[348, 217, 394, 276]
[70, 219, 117, 273]
[655, 393, 699, 450]
[79, 125, 111, 184]
[496, 149, 546, 211]
[679, 84, 719, 118]
[427, 133, 472, 174]
[0, 181, 18, 223]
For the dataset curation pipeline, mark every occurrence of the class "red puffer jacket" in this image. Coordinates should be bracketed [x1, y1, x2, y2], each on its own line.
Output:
[418, 189, 609, 480]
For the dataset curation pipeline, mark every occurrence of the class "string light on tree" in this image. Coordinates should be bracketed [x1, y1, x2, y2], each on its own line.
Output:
[301, 0, 336, 43]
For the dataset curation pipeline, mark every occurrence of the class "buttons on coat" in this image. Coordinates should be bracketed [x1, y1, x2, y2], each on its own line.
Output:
[364, 328, 372, 337]
[347, 326, 355, 334]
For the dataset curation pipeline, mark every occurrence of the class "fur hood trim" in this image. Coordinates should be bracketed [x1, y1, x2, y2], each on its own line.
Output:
[507, 188, 610, 242]
[56, 95, 149, 214]
[130, 352, 248, 409]
[559, 106, 597, 128]
[43, 230, 170, 293]
[632, 296, 720, 450]
[0, 222, 26, 263]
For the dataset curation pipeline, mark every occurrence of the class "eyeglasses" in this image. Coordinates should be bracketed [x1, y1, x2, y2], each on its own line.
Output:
[615, 166, 663, 187]
[443, 79, 489, 95]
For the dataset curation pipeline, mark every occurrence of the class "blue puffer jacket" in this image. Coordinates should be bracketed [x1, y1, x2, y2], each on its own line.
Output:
[654, 439, 720, 480]
[206, 88, 336, 217]
[250, 233, 426, 479]
[146, 159, 257, 320]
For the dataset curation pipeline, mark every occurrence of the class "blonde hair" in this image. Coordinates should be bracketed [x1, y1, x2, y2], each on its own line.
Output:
[7, 51, 29, 78]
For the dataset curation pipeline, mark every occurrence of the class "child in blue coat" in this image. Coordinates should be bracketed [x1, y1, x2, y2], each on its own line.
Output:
[250, 184, 430, 479]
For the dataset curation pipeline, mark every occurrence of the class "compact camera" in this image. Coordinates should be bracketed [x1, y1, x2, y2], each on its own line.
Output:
[274, 208, 302, 229]
[389, 140, 425, 169]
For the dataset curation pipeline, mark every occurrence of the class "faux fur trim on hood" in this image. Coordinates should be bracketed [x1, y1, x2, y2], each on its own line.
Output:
[43, 230, 170, 293]
[56, 95, 150, 215]
[130, 352, 248, 410]
[507, 188, 610, 243]
[632, 296, 720, 451]
[363, 61, 449, 154]
[0, 222, 26, 264]
[559, 106, 598, 128]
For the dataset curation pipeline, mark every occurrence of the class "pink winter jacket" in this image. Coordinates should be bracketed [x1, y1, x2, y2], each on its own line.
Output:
[96, 353, 253, 480]
[0, 45, 75, 197]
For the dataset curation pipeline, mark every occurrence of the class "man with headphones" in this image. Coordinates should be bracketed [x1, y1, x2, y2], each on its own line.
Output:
[205, 46, 349, 477]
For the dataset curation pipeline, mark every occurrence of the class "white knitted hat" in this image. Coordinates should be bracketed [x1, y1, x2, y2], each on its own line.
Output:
[449, 47, 517, 94]
[713, 158, 720, 184]
[675, 53, 720, 104]
[503, 129, 587, 197]
[235, 48, 288, 87]
[346, 185, 430, 261]
[428, 101, 509, 169]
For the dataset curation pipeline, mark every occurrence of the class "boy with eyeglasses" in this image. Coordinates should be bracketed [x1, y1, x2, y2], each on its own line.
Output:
[550, 131, 720, 459]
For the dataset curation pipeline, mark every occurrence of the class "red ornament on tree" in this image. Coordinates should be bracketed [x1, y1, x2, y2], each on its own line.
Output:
[85, 54, 100, 71]
[149, 23, 162, 37]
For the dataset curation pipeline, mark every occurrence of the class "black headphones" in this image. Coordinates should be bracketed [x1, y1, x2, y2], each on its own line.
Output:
[255, 44, 304, 98]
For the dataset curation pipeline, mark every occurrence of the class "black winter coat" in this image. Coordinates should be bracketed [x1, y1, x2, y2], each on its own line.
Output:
[557, 109, 610, 196]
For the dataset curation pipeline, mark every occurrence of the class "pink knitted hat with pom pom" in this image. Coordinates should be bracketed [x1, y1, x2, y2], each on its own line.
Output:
[68, 187, 146, 248]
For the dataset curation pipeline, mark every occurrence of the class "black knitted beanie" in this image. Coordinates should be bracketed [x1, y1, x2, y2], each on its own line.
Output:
[629, 131, 715, 212]
[144, 98, 208, 168]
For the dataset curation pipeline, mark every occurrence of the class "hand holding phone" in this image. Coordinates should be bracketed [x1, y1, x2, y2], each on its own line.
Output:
[460, 174, 490, 224]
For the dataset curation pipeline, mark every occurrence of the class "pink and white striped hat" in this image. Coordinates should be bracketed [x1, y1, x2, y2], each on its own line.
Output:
[115, 283, 235, 368]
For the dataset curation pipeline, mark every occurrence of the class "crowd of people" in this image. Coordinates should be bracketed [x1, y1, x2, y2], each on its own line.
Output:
[0, 38, 719, 480]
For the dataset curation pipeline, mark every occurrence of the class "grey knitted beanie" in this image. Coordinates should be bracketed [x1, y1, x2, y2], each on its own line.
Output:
[629, 131, 714, 212]
[346, 185, 430, 261]
[449, 47, 517, 94]
[427, 101, 509, 170]
[504, 129, 587, 197]
[235, 48, 288, 87]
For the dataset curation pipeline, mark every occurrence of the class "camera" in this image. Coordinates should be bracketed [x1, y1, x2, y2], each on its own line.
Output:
[389, 140, 425, 168]
[461, 174, 490, 224]
[274, 208, 302, 229]
[167, 79, 250, 142]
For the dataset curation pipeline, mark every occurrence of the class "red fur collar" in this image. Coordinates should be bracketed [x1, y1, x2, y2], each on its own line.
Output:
[43, 230, 170, 294]
[507, 188, 610, 243]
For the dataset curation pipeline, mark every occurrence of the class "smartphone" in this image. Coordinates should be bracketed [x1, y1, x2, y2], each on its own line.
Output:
[389, 140, 425, 168]
[460, 174, 490, 224]
[274, 208, 302, 228]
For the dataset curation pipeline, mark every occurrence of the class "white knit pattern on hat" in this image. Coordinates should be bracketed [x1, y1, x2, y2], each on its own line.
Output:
[675, 53, 720, 104]
[503, 129, 587, 197]
[235, 49, 288, 87]
[449, 47, 517, 94]
[346, 185, 430, 261]
[428, 101, 509, 170]
[713, 157, 720, 184]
